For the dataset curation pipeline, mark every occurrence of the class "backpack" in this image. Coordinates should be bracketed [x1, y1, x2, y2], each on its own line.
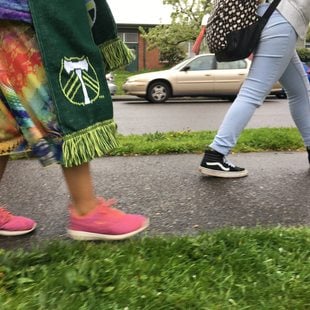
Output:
[205, 0, 281, 62]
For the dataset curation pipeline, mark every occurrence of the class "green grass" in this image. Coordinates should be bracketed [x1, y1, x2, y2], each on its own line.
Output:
[108, 127, 304, 156]
[113, 70, 132, 95]
[1, 227, 309, 309]
[10, 127, 305, 162]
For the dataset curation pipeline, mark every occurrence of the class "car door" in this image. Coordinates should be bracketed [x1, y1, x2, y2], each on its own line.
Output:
[212, 59, 249, 95]
[173, 55, 216, 96]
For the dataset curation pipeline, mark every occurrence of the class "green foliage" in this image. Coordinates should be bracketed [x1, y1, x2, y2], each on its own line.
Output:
[297, 47, 310, 62]
[108, 127, 304, 156]
[140, 0, 213, 66]
[139, 24, 189, 66]
[236, 127, 303, 152]
[11, 127, 304, 160]
[164, 0, 211, 25]
[113, 70, 133, 95]
[1, 227, 310, 309]
[306, 27, 310, 42]
[159, 45, 186, 66]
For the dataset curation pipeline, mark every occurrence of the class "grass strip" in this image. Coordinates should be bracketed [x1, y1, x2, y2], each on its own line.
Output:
[1, 227, 309, 309]
[109, 127, 303, 156]
[11, 127, 304, 160]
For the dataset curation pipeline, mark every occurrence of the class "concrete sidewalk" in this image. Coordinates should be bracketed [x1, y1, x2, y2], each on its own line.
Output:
[1, 151, 310, 250]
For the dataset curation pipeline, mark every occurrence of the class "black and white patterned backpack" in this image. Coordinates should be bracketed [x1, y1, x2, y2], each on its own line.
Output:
[206, 0, 281, 62]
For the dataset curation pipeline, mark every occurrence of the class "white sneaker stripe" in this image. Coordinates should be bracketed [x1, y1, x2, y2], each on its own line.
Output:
[205, 162, 230, 171]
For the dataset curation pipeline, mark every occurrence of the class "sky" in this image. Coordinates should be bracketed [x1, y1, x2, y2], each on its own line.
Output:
[106, 0, 173, 24]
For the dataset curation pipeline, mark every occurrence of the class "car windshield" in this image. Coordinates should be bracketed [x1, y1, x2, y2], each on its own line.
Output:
[169, 58, 193, 71]
[169, 55, 216, 71]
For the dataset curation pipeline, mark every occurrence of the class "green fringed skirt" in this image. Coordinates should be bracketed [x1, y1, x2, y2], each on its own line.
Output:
[0, 20, 118, 167]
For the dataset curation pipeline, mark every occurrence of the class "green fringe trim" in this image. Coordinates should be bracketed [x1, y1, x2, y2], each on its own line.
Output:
[99, 38, 135, 72]
[62, 119, 119, 167]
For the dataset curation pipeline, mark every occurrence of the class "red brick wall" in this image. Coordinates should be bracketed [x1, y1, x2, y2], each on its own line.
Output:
[138, 34, 165, 71]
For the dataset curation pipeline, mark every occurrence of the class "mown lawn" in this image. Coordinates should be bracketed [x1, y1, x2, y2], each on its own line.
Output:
[109, 127, 304, 156]
[1, 227, 309, 309]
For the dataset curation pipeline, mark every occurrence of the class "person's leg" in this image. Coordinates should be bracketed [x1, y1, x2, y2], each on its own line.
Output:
[279, 51, 310, 149]
[0, 21, 39, 235]
[0, 155, 9, 182]
[0, 155, 37, 236]
[62, 163, 149, 241]
[200, 8, 299, 177]
[211, 17, 297, 155]
[62, 163, 97, 215]
[0, 20, 148, 240]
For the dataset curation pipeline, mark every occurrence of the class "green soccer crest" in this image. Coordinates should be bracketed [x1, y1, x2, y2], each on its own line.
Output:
[59, 56, 101, 106]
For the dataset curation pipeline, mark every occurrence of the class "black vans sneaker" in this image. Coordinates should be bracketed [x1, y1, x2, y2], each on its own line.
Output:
[199, 148, 248, 178]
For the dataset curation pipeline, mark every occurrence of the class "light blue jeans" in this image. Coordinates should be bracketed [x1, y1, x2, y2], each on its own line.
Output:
[210, 4, 310, 155]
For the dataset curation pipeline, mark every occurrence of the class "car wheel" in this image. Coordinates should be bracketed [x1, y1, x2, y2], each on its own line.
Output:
[147, 81, 171, 103]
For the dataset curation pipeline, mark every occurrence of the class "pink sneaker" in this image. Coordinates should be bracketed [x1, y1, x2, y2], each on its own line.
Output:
[0, 207, 37, 236]
[67, 198, 149, 240]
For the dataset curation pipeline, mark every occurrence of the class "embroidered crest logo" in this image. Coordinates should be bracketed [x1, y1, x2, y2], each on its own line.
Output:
[85, 0, 97, 27]
[59, 56, 101, 106]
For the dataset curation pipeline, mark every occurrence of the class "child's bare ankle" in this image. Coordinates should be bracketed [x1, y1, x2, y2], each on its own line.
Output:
[71, 198, 97, 216]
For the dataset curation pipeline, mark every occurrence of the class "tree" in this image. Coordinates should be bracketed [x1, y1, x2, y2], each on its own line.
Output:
[306, 26, 310, 42]
[297, 48, 310, 62]
[140, 0, 212, 66]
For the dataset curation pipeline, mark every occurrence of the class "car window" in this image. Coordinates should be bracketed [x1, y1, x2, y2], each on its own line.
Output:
[170, 58, 192, 70]
[216, 60, 247, 70]
[187, 56, 215, 71]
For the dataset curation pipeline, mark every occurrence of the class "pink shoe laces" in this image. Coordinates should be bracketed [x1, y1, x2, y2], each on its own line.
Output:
[96, 198, 125, 217]
[0, 206, 12, 226]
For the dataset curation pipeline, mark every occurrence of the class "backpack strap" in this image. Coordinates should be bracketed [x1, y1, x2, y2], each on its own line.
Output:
[261, 0, 282, 22]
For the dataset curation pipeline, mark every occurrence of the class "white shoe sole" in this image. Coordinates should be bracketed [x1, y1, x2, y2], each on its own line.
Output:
[67, 218, 150, 241]
[199, 166, 248, 178]
[0, 223, 37, 236]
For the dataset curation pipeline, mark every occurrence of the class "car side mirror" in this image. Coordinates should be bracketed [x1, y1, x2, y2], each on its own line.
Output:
[182, 65, 190, 72]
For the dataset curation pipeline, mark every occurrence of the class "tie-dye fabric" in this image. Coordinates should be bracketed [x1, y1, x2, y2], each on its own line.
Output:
[0, 0, 91, 24]
[0, 20, 62, 165]
[0, 0, 31, 23]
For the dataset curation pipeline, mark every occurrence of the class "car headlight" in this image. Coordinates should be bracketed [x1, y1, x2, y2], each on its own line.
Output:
[105, 72, 114, 82]
[126, 78, 147, 83]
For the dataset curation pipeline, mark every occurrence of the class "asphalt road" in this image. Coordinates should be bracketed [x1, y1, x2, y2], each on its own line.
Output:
[113, 97, 294, 134]
[1, 152, 309, 250]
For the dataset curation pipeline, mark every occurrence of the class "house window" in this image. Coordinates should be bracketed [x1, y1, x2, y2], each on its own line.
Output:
[118, 32, 138, 44]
